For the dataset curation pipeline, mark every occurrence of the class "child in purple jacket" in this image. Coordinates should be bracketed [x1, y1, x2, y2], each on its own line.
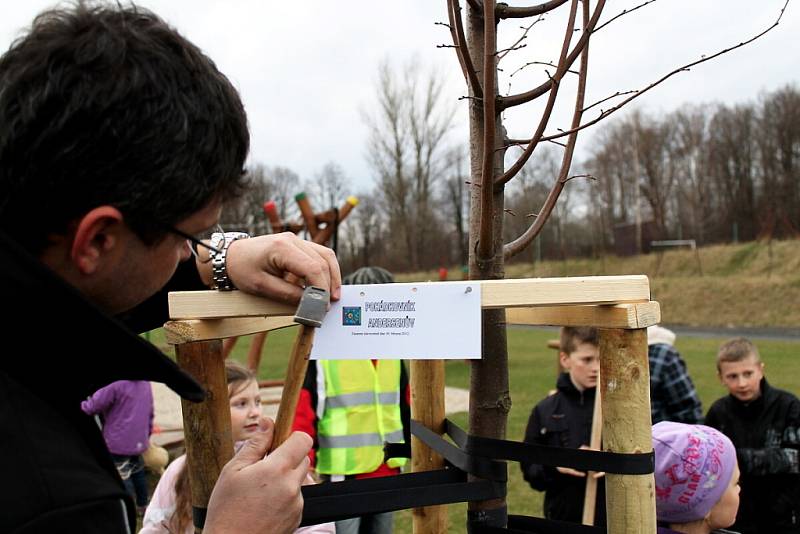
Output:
[82, 380, 154, 513]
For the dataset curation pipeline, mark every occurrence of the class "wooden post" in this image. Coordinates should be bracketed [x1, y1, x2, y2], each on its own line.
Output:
[411, 359, 447, 534]
[175, 339, 234, 533]
[245, 331, 267, 372]
[598, 328, 656, 534]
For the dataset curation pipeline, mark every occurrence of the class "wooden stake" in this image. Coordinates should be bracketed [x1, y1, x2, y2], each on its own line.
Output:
[582, 384, 602, 525]
[411, 359, 448, 534]
[246, 331, 268, 372]
[175, 340, 234, 533]
[599, 328, 656, 534]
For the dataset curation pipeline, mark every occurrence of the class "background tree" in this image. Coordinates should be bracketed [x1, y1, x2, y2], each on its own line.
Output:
[220, 163, 300, 234]
[363, 58, 457, 271]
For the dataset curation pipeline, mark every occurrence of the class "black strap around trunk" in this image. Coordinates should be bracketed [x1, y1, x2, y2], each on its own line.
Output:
[300, 468, 504, 526]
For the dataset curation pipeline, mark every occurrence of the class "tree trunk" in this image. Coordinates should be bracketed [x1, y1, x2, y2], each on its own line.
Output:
[466, 2, 509, 530]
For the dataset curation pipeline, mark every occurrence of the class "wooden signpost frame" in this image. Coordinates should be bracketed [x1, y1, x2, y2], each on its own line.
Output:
[166, 274, 658, 534]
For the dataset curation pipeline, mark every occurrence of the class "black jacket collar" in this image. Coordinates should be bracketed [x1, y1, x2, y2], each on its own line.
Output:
[0, 231, 205, 404]
[728, 377, 773, 416]
[556, 371, 596, 400]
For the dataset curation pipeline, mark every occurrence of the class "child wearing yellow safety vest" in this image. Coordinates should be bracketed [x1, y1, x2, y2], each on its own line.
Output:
[292, 267, 411, 534]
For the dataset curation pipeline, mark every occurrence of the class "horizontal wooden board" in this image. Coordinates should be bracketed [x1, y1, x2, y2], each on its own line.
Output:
[505, 302, 660, 329]
[163, 316, 297, 344]
[168, 275, 650, 320]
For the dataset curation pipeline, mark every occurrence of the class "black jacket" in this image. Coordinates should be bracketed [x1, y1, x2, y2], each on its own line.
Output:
[705, 378, 800, 534]
[520, 373, 606, 525]
[0, 232, 206, 533]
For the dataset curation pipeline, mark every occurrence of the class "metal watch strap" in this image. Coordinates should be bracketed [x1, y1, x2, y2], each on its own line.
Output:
[210, 232, 249, 290]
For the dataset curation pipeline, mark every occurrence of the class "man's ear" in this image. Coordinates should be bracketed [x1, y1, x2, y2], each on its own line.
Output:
[70, 206, 125, 275]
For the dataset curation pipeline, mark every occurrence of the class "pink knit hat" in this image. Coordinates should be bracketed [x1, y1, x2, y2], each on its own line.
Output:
[652, 422, 737, 523]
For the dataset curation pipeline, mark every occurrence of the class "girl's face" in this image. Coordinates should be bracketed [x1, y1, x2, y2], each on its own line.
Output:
[707, 463, 741, 530]
[229, 379, 262, 441]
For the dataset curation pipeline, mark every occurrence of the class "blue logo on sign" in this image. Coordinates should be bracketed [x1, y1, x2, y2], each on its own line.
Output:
[342, 307, 361, 326]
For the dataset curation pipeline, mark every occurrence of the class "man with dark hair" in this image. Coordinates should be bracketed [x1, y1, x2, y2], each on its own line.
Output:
[0, 3, 339, 533]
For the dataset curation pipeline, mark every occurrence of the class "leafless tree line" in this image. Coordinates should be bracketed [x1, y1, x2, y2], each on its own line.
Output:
[579, 84, 800, 256]
[224, 83, 799, 271]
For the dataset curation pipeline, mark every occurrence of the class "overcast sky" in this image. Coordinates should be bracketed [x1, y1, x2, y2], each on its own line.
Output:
[1, 1, 797, 192]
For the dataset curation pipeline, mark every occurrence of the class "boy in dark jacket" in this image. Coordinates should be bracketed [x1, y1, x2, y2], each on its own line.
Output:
[521, 327, 606, 525]
[705, 337, 800, 534]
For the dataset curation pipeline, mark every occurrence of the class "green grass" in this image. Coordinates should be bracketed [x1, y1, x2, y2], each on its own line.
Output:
[149, 326, 800, 532]
[396, 239, 800, 327]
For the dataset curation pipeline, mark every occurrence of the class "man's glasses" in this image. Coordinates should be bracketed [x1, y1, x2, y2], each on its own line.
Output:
[166, 224, 224, 260]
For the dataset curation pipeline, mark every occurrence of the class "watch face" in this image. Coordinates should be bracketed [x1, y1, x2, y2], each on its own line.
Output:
[211, 232, 249, 251]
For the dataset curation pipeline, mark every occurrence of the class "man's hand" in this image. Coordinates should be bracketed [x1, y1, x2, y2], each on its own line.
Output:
[204, 418, 313, 534]
[223, 232, 341, 302]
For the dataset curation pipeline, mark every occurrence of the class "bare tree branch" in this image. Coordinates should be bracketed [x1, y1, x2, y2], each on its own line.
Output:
[478, 0, 498, 260]
[581, 90, 637, 113]
[495, 0, 594, 188]
[448, 0, 483, 99]
[509, 60, 579, 79]
[510, 0, 790, 146]
[496, 43, 528, 56]
[594, 0, 658, 33]
[466, 0, 482, 13]
[505, 0, 591, 260]
[497, 17, 544, 61]
[497, 0, 569, 19]
[562, 173, 597, 183]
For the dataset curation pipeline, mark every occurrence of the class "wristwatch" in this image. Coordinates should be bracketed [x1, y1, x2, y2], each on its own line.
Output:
[209, 231, 250, 290]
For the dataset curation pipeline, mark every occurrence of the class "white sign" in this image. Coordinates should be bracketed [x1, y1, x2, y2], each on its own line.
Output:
[310, 281, 482, 360]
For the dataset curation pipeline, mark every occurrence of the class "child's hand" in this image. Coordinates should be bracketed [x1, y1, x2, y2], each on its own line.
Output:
[556, 466, 586, 477]
[578, 444, 605, 479]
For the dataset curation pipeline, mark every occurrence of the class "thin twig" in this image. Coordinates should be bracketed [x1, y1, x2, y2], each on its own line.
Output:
[498, 17, 544, 61]
[561, 173, 597, 183]
[436, 44, 459, 49]
[496, 43, 528, 56]
[594, 0, 658, 33]
[525, 213, 539, 218]
[581, 90, 637, 113]
[434, 21, 452, 30]
[504, 208, 517, 216]
[509, 61, 579, 79]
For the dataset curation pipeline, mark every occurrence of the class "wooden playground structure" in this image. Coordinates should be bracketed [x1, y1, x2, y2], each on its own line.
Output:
[165, 273, 660, 533]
